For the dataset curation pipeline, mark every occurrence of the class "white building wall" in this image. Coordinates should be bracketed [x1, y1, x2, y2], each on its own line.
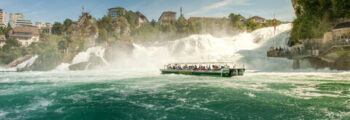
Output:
[0, 9, 6, 27]
[18, 36, 39, 47]
[9, 13, 25, 28]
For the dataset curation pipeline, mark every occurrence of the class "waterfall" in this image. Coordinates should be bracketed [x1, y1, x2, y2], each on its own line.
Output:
[0, 55, 38, 72]
[71, 46, 108, 65]
[54, 24, 295, 72]
[55, 46, 109, 71]
[16, 55, 39, 69]
[106, 24, 294, 71]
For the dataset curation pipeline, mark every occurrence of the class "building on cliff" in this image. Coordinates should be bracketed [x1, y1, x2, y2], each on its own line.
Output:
[9, 13, 24, 28]
[108, 7, 126, 18]
[188, 17, 229, 24]
[332, 22, 350, 40]
[36, 22, 52, 35]
[321, 22, 350, 45]
[108, 7, 149, 26]
[158, 11, 176, 25]
[238, 15, 247, 23]
[0, 35, 6, 47]
[250, 16, 267, 25]
[9, 26, 39, 47]
[135, 11, 149, 26]
[9, 13, 33, 28]
[0, 9, 6, 27]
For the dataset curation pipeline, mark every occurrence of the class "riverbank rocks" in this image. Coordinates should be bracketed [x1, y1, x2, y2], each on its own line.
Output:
[6, 55, 33, 67]
[309, 50, 350, 70]
[69, 54, 105, 70]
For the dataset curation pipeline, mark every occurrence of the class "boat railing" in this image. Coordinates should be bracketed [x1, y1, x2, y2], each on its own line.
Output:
[161, 67, 245, 71]
[161, 69, 223, 72]
[163, 63, 245, 70]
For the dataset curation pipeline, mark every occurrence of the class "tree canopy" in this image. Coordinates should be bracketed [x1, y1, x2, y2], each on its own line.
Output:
[290, 0, 350, 45]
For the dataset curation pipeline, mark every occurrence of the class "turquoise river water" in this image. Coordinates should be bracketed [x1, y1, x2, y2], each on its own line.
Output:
[1, 70, 350, 120]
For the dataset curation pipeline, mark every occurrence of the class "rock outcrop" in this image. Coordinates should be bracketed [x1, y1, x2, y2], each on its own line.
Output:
[6, 55, 33, 67]
[291, 0, 303, 18]
[69, 54, 105, 70]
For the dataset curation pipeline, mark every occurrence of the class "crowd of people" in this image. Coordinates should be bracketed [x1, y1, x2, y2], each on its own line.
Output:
[268, 46, 291, 56]
[167, 64, 226, 71]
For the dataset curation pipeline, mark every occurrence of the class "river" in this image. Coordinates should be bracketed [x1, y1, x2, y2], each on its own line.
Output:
[1, 71, 350, 119]
[0, 24, 349, 119]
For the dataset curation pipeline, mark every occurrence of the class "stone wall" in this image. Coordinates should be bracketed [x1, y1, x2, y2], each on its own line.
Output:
[332, 28, 350, 40]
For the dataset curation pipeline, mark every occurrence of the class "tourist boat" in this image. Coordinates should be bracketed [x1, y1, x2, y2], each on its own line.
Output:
[160, 62, 245, 77]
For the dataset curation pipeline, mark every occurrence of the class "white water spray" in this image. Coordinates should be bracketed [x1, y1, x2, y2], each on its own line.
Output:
[16, 55, 39, 69]
[55, 46, 109, 71]
[0, 55, 38, 72]
[106, 24, 294, 72]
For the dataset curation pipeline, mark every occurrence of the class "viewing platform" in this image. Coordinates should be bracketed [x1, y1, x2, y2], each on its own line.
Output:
[267, 38, 350, 69]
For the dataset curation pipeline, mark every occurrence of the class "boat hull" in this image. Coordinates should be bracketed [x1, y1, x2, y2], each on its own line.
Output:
[161, 69, 245, 77]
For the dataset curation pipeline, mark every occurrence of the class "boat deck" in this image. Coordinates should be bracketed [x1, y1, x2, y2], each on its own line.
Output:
[161, 68, 245, 77]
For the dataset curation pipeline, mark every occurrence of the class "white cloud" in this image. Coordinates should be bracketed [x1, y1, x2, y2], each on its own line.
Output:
[188, 0, 249, 16]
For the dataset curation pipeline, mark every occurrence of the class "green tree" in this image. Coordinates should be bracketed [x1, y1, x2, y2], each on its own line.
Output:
[125, 11, 136, 29]
[52, 22, 64, 35]
[229, 13, 240, 26]
[97, 15, 113, 32]
[188, 21, 200, 34]
[58, 39, 68, 51]
[290, 0, 349, 44]
[63, 19, 73, 28]
[151, 19, 157, 27]
[3, 37, 20, 49]
[176, 14, 188, 33]
[247, 19, 259, 31]
[63, 19, 73, 34]
[97, 28, 108, 43]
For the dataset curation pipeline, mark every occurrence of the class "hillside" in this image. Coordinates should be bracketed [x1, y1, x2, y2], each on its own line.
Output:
[290, 0, 350, 45]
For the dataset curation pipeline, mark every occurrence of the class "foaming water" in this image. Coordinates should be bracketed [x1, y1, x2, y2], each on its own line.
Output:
[1, 24, 350, 119]
[0, 71, 350, 119]
[0, 55, 38, 72]
[104, 24, 295, 72]
[55, 46, 109, 71]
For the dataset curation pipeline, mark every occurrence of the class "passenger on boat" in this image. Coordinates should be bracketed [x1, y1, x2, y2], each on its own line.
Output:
[183, 65, 188, 70]
[177, 66, 182, 70]
[218, 66, 224, 70]
[212, 65, 219, 71]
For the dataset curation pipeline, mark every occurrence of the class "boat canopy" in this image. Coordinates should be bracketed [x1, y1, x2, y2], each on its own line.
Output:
[168, 62, 237, 64]
[165, 62, 245, 68]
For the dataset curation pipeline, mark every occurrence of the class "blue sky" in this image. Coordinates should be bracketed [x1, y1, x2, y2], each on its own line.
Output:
[0, 0, 295, 24]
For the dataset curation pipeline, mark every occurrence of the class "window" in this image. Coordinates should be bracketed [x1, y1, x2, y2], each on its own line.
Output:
[18, 37, 29, 40]
[13, 32, 32, 35]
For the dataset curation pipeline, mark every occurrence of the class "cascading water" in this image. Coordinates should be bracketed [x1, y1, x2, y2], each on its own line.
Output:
[2, 24, 350, 120]
[55, 46, 109, 71]
[16, 55, 39, 69]
[71, 46, 108, 65]
[55, 23, 294, 72]
[0, 55, 38, 72]
[107, 24, 294, 72]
